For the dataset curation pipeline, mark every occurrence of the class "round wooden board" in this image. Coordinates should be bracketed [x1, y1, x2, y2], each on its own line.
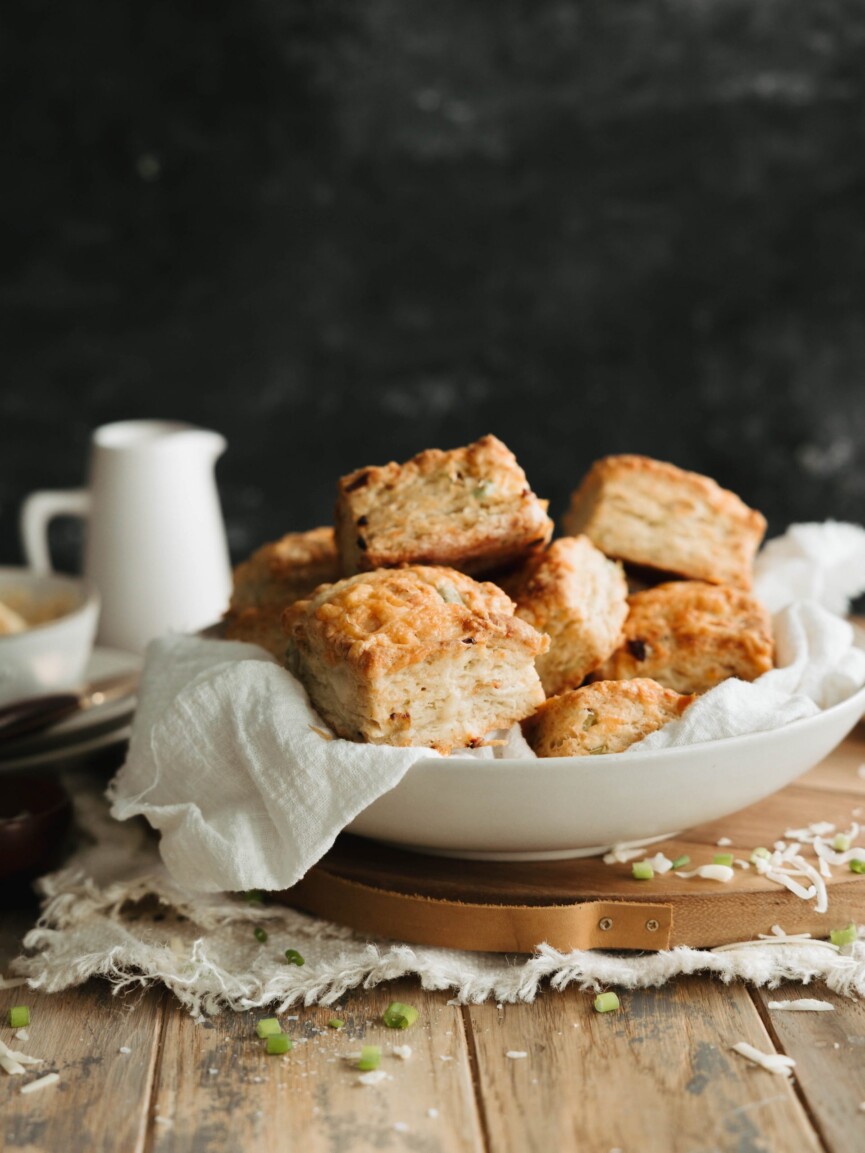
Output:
[278, 724, 865, 952]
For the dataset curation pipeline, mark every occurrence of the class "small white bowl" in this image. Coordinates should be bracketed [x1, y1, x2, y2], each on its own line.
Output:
[0, 568, 100, 706]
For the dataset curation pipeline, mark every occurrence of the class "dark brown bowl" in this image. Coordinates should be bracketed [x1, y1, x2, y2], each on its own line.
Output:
[0, 774, 73, 905]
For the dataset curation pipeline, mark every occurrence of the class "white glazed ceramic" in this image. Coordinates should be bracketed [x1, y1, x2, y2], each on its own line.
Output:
[20, 420, 232, 653]
[0, 567, 100, 706]
[347, 676, 865, 860]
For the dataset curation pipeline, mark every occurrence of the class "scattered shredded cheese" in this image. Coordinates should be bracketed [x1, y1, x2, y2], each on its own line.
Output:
[676, 864, 735, 883]
[731, 1042, 796, 1077]
[393, 1122, 409, 1132]
[0, 1038, 43, 1077]
[427, 1107, 439, 1119]
[767, 999, 834, 1012]
[15, 1030, 30, 1042]
[505, 1050, 528, 1059]
[716, 837, 733, 846]
[357, 1070, 390, 1086]
[392, 1045, 412, 1060]
[19, 1072, 59, 1095]
[603, 845, 647, 864]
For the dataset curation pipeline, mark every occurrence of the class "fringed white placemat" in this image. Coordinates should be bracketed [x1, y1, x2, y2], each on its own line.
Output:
[6, 778, 864, 1020]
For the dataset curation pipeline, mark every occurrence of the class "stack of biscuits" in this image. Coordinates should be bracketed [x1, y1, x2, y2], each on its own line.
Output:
[224, 437, 773, 757]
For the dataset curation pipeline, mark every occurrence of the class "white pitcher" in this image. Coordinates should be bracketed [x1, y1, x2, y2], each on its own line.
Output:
[20, 420, 233, 653]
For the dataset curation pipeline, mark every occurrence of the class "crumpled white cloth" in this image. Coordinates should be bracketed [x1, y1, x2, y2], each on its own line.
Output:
[109, 521, 865, 895]
[753, 520, 865, 615]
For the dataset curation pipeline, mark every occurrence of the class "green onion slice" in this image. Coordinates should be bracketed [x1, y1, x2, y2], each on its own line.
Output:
[593, 992, 620, 1013]
[750, 847, 771, 863]
[849, 859, 865, 874]
[833, 833, 852, 852]
[382, 1002, 419, 1030]
[266, 1034, 292, 1055]
[670, 855, 690, 870]
[632, 862, 654, 881]
[284, 949, 305, 966]
[255, 1018, 281, 1038]
[327, 1018, 344, 1029]
[357, 1044, 381, 1071]
[829, 923, 858, 947]
[8, 1006, 30, 1029]
[254, 927, 268, 943]
[713, 853, 734, 867]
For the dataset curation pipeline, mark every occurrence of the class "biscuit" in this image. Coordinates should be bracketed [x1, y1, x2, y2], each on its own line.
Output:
[503, 536, 628, 696]
[229, 526, 341, 614]
[589, 580, 774, 694]
[223, 604, 290, 661]
[523, 678, 695, 757]
[334, 435, 553, 577]
[562, 455, 767, 589]
[283, 565, 549, 753]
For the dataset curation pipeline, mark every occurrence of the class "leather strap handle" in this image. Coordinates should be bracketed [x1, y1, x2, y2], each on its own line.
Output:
[283, 870, 674, 953]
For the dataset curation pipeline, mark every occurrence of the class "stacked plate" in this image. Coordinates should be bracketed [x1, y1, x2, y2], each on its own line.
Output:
[0, 647, 141, 773]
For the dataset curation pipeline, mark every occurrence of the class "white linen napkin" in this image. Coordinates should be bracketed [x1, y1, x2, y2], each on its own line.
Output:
[109, 521, 865, 894]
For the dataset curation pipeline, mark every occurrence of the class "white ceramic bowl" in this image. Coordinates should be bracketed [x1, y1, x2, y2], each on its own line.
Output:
[347, 675, 865, 861]
[0, 567, 100, 706]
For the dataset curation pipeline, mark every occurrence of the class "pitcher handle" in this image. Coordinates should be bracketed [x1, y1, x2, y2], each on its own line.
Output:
[19, 489, 91, 573]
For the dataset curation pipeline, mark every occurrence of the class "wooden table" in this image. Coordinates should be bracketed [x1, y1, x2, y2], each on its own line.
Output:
[2, 723, 865, 1153]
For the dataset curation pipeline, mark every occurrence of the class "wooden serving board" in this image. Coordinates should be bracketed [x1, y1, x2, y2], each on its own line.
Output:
[279, 720, 865, 952]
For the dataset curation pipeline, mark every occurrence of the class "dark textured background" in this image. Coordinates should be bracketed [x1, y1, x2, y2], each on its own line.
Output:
[2, 0, 864, 571]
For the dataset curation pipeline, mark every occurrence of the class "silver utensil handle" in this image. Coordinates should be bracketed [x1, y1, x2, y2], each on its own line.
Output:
[0, 693, 82, 744]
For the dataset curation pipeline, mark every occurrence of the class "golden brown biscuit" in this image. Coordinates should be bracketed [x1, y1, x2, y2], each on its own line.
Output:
[523, 678, 695, 757]
[590, 580, 774, 694]
[223, 604, 290, 660]
[503, 536, 628, 696]
[283, 565, 549, 753]
[334, 435, 553, 577]
[562, 455, 767, 589]
[229, 526, 341, 614]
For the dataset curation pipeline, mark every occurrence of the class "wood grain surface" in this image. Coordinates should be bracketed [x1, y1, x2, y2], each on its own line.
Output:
[1, 720, 864, 1152]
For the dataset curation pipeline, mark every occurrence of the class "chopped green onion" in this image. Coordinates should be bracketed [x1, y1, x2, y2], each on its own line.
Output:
[266, 1034, 292, 1055]
[255, 1018, 281, 1038]
[750, 847, 771, 864]
[382, 1002, 419, 1030]
[327, 1018, 344, 1030]
[670, 855, 690, 870]
[833, 833, 852, 852]
[253, 927, 268, 943]
[284, 949, 305, 966]
[357, 1044, 381, 1071]
[593, 992, 620, 1014]
[713, 853, 734, 867]
[8, 1006, 30, 1029]
[243, 890, 265, 905]
[850, 859, 865, 874]
[632, 862, 654, 881]
[829, 923, 858, 947]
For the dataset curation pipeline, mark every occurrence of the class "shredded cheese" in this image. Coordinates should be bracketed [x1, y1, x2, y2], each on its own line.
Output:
[357, 1070, 390, 1086]
[0, 1038, 43, 1077]
[731, 1042, 796, 1077]
[767, 999, 834, 1012]
[20, 1072, 59, 1095]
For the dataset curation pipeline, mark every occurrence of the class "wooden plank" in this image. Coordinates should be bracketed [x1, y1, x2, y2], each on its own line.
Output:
[799, 721, 865, 795]
[465, 977, 824, 1153]
[148, 979, 485, 1153]
[1, 978, 164, 1153]
[752, 983, 865, 1153]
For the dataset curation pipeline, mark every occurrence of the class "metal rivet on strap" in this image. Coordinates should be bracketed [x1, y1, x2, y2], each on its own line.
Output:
[645, 919, 660, 932]
[598, 917, 613, 931]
